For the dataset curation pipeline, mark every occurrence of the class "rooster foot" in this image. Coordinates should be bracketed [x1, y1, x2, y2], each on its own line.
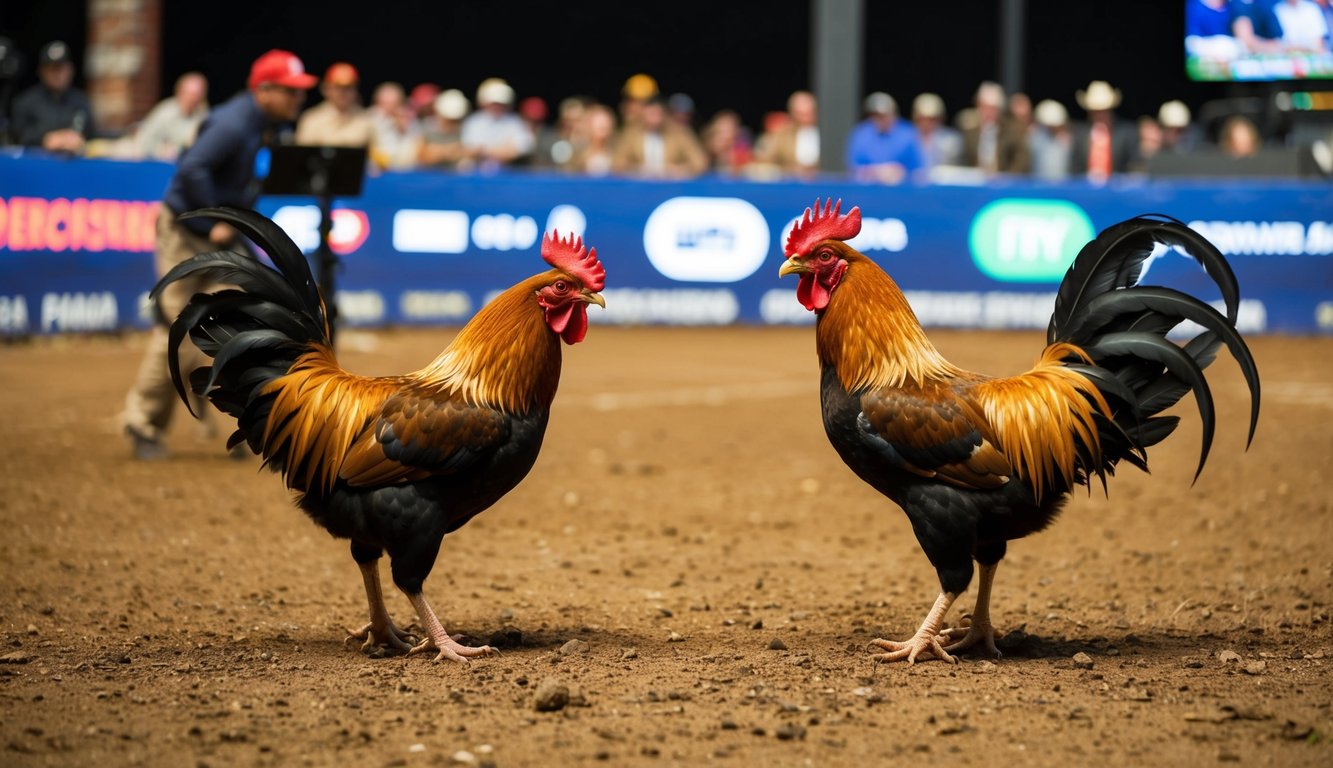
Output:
[939, 613, 1002, 659]
[407, 634, 500, 664]
[345, 621, 417, 655]
[870, 632, 957, 665]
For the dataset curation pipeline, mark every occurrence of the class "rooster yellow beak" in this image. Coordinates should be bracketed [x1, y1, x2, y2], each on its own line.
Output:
[582, 290, 606, 308]
[779, 257, 808, 278]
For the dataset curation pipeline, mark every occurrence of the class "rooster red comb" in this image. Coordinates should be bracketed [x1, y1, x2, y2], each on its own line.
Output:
[784, 197, 862, 258]
[542, 230, 605, 291]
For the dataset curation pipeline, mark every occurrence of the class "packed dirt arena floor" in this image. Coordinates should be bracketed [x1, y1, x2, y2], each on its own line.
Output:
[1, 325, 1330, 767]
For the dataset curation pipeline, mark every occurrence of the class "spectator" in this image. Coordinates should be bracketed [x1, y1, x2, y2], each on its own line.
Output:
[1128, 115, 1163, 174]
[1232, 0, 1285, 54]
[460, 77, 534, 171]
[1028, 99, 1072, 182]
[408, 83, 441, 121]
[547, 95, 588, 168]
[11, 40, 93, 154]
[701, 109, 753, 176]
[1070, 80, 1136, 182]
[611, 94, 708, 179]
[134, 71, 209, 161]
[619, 72, 658, 129]
[1157, 100, 1200, 154]
[121, 49, 316, 460]
[565, 102, 617, 176]
[1007, 91, 1034, 137]
[295, 62, 374, 148]
[667, 92, 696, 130]
[518, 95, 559, 168]
[752, 90, 820, 179]
[846, 91, 923, 185]
[960, 81, 1029, 175]
[1186, 0, 1245, 60]
[1219, 114, 1261, 157]
[1272, 0, 1329, 52]
[911, 92, 963, 174]
[369, 81, 405, 142]
[418, 88, 468, 170]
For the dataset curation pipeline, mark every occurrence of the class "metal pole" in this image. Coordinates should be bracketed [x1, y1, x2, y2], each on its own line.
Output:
[998, 0, 1026, 97]
[812, 0, 864, 175]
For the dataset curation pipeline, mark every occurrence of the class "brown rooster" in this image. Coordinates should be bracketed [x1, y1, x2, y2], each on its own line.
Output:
[779, 198, 1259, 663]
[158, 206, 605, 662]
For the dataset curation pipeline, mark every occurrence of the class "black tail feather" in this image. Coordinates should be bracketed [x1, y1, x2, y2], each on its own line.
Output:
[1049, 215, 1260, 487]
[155, 206, 330, 456]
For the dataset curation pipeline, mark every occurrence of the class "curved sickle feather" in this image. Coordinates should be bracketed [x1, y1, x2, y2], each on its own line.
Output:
[1081, 331, 1216, 482]
[1051, 216, 1242, 342]
[178, 207, 324, 317]
[1073, 287, 1260, 447]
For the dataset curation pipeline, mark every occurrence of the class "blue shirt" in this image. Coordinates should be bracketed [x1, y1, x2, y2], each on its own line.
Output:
[1186, 0, 1234, 37]
[845, 118, 924, 179]
[163, 91, 271, 236]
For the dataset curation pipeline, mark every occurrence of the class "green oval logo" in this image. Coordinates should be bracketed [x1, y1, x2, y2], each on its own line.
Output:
[969, 199, 1096, 282]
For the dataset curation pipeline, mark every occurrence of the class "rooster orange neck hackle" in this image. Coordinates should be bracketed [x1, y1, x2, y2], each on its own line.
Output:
[815, 256, 962, 391]
[418, 274, 563, 413]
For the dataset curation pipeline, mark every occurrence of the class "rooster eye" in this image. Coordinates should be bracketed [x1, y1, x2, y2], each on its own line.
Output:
[552, 280, 569, 294]
[818, 250, 834, 263]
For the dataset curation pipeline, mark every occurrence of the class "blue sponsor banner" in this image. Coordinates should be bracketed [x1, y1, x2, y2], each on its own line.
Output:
[1, 153, 1330, 335]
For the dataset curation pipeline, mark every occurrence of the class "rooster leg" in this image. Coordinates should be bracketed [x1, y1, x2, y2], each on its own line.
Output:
[404, 591, 499, 663]
[345, 561, 416, 654]
[939, 562, 1002, 658]
[870, 591, 959, 664]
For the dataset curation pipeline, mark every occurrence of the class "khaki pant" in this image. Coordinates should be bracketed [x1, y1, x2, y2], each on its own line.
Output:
[122, 207, 217, 441]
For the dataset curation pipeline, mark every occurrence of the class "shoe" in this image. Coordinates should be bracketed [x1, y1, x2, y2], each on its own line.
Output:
[126, 426, 167, 461]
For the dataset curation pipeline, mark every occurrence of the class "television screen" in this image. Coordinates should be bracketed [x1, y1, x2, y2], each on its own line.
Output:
[1186, 0, 1333, 81]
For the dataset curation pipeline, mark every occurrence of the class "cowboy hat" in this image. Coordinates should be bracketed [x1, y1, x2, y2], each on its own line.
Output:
[1076, 80, 1121, 111]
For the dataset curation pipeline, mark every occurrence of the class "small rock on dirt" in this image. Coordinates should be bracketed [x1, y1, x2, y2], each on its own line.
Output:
[533, 678, 570, 712]
[1, 651, 33, 664]
[1217, 649, 1242, 663]
[621, 648, 639, 660]
[768, 638, 788, 651]
[558, 639, 589, 656]
[1242, 660, 1267, 675]
[1072, 652, 1094, 670]
[667, 631, 685, 643]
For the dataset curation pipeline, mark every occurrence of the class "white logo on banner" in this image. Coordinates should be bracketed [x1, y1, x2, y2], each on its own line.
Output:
[643, 197, 770, 282]
[545, 205, 587, 240]
[393, 209, 470, 253]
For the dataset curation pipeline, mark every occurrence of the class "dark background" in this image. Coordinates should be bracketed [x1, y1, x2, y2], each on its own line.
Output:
[0, 1, 1316, 135]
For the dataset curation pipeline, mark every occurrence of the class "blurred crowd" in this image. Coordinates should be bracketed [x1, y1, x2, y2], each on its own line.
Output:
[0, 37, 1314, 185]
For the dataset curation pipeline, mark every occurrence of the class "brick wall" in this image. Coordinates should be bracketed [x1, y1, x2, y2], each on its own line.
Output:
[86, 0, 161, 134]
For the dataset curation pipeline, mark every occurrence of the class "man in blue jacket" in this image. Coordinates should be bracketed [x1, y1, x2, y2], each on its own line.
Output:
[846, 91, 924, 185]
[123, 49, 316, 460]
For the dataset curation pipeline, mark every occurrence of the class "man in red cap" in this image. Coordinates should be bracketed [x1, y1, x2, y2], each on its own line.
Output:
[295, 62, 374, 148]
[122, 49, 316, 460]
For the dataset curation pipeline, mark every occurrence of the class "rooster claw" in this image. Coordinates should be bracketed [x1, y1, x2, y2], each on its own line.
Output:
[346, 621, 417, 655]
[408, 636, 500, 664]
[938, 614, 1002, 659]
[869, 634, 958, 665]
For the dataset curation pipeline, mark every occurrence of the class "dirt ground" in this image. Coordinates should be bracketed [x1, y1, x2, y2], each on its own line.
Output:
[1, 325, 1330, 767]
